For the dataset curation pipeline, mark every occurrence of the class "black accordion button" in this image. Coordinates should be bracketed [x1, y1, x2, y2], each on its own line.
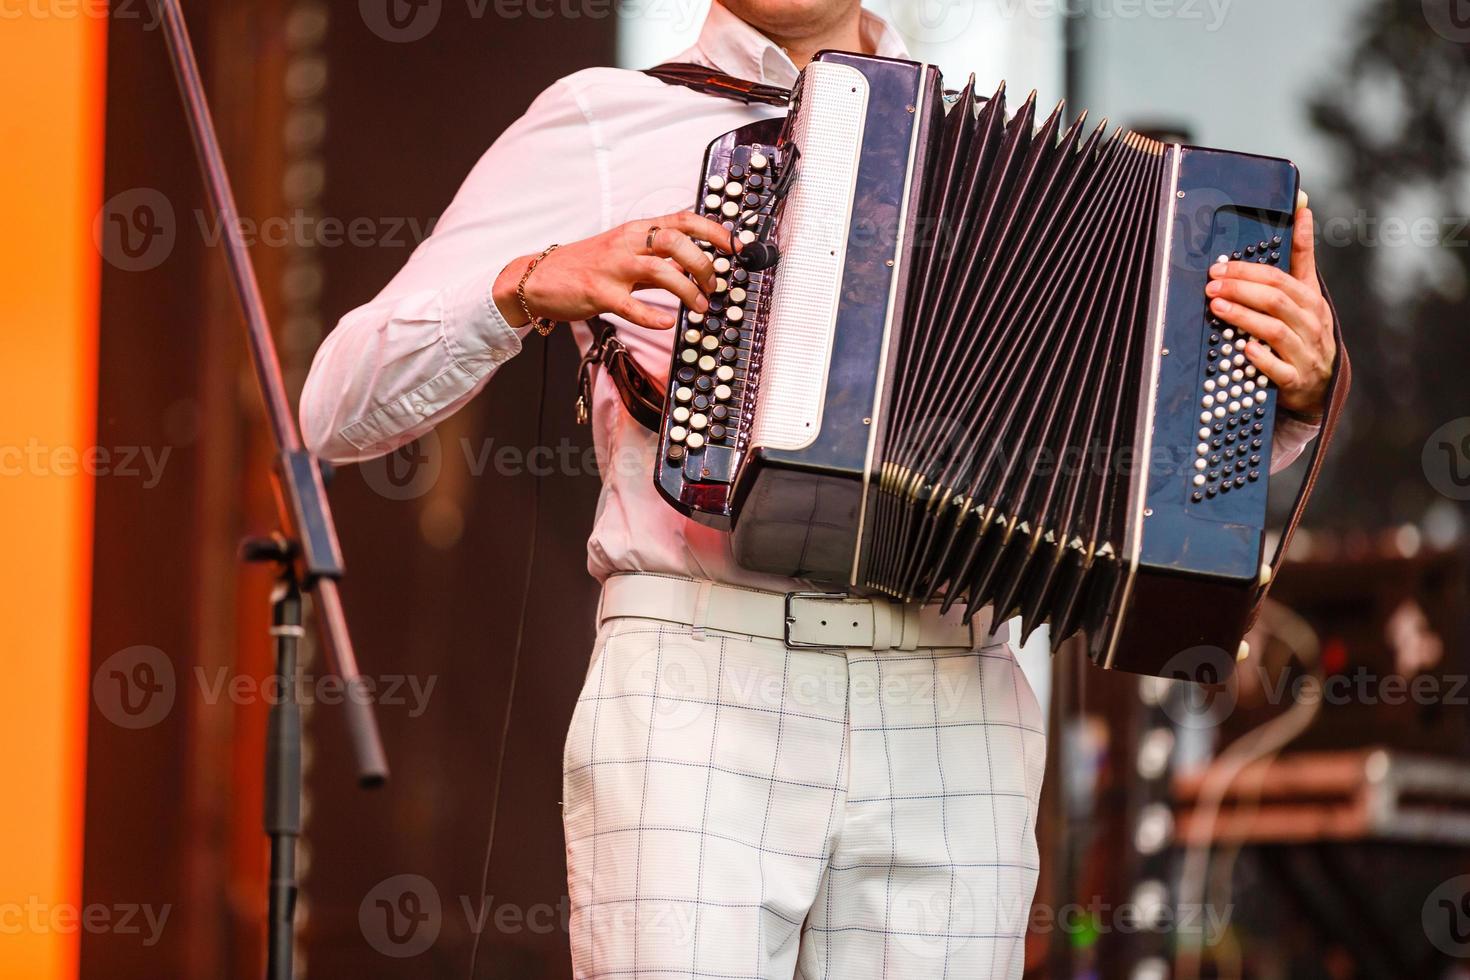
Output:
[1234, 475, 1247, 488]
[1272, 235, 1283, 247]
[719, 345, 738, 361]
[731, 269, 749, 284]
[692, 395, 710, 411]
[667, 445, 685, 462]
[1249, 469, 1261, 482]
[711, 405, 729, 421]
[1192, 491, 1204, 503]
[695, 376, 713, 393]
[722, 327, 741, 343]
[709, 424, 727, 440]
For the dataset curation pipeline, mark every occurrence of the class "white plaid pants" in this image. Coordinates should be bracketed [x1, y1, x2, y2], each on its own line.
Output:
[562, 613, 1047, 979]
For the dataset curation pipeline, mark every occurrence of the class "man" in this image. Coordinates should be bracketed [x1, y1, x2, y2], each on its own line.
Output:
[300, 2, 1337, 976]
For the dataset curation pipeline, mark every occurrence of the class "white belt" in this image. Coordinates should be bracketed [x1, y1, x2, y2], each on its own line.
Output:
[597, 573, 1001, 651]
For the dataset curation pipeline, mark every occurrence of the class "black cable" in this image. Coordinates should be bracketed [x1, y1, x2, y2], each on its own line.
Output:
[468, 338, 550, 978]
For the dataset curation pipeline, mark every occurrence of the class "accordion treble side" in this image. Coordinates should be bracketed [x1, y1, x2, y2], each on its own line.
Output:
[653, 52, 1305, 678]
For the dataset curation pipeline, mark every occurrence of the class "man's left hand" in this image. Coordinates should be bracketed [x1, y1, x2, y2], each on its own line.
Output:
[1205, 206, 1336, 419]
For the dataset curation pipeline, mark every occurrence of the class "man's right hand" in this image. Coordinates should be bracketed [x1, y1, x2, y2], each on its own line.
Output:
[493, 211, 740, 331]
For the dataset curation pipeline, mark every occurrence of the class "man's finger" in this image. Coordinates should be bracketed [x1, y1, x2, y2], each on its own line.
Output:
[650, 229, 717, 291]
[664, 210, 739, 254]
[1290, 206, 1318, 286]
[1243, 338, 1300, 391]
[632, 256, 709, 313]
[1208, 297, 1309, 366]
[1209, 259, 1319, 311]
[1205, 277, 1316, 343]
[615, 293, 677, 330]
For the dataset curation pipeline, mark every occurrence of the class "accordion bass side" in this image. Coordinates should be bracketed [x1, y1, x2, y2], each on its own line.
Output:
[653, 51, 1308, 677]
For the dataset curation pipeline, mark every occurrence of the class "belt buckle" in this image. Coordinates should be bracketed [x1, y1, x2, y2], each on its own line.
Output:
[783, 591, 855, 648]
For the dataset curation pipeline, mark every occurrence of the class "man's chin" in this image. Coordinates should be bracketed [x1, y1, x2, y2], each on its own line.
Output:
[719, 0, 859, 42]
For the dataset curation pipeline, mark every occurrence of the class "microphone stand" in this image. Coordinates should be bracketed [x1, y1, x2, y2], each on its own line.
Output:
[150, 2, 390, 977]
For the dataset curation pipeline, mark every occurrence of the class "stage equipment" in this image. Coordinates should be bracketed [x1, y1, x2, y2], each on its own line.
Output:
[650, 52, 1351, 676]
[154, 2, 389, 977]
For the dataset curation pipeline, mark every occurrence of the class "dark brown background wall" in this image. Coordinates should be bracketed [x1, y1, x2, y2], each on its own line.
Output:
[84, 2, 614, 977]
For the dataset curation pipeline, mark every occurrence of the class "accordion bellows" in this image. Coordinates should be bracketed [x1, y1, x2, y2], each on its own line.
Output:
[872, 82, 1164, 649]
[654, 52, 1304, 676]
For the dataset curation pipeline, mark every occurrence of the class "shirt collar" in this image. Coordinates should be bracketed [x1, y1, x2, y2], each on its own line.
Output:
[682, 2, 910, 89]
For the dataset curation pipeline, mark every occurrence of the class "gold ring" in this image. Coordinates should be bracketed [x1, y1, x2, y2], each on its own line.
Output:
[645, 225, 661, 251]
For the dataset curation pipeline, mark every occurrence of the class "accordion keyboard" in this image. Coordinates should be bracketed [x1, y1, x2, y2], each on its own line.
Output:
[656, 131, 786, 525]
[1190, 219, 1288, 505]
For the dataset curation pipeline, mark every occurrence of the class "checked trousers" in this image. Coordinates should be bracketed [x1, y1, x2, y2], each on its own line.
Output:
[561, 612, 1048, 979]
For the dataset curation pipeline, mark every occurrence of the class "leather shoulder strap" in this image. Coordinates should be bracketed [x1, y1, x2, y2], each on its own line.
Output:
[1247, 270, 1351, 628]
[576, 64, 788, 433]
[642, 62, 792, 107]
[576, 316, 665, 432]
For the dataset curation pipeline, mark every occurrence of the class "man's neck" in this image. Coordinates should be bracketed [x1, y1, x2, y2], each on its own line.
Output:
[757, 4, 867, 70]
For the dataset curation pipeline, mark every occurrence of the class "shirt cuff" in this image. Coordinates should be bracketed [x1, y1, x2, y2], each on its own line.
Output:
[1269, 413, 1321, 473]
[440, 265, 528, 371]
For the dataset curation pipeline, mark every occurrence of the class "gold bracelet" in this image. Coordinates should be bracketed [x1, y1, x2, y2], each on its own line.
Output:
[517, 244, 560, 337]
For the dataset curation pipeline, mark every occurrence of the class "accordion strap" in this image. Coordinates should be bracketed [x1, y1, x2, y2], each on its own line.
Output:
[576, 316, 665, 432]
[577, 62, 788, 434]
[641, 62, 793, 106]
[1247, 271, 1352, 629]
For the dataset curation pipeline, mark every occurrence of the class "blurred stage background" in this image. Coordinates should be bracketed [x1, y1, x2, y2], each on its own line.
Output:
[3, 0, 1470, 977]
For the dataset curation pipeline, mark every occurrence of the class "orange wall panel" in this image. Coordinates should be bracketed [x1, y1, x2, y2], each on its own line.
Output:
[0, 6, 107, 980]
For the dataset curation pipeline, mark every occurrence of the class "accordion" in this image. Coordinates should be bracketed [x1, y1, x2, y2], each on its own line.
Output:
[652, 51, 1338, 677]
